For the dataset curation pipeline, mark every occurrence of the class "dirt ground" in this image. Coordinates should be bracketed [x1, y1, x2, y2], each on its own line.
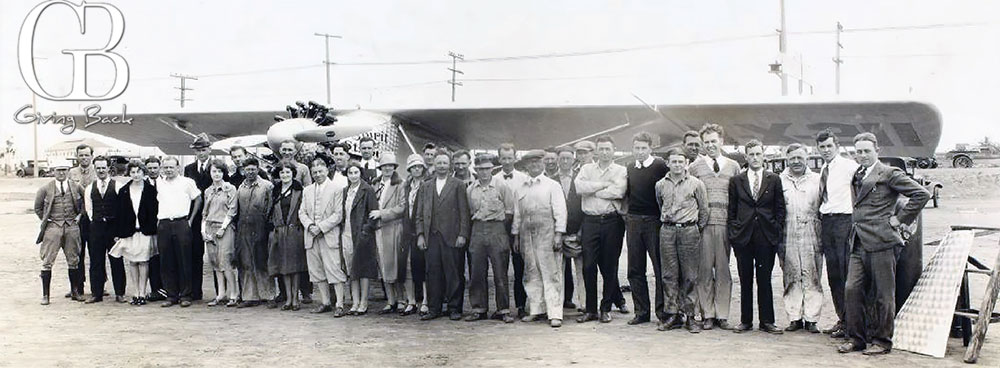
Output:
[0, 170, 998, 368]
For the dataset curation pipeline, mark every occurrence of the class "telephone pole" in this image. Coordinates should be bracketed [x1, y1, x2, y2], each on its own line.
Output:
[170, 73, 197, 108]
[833, 21, 844, 94]
[314, 33, 342, 105]
[778, 0, 788, 96]
[447, 51, 464, 102]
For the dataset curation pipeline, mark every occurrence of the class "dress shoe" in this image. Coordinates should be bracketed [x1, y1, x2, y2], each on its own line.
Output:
[785, 319, 804, 332]
[804, 321, 820, 333]
[516, 308, 527, 319]
[333, 306, 347, 317]
[146, 292, 166, 302]
[449, 311, 463, 321]
[300, 295, 313, 305]
[627, 315, 650, 325]
[115, 295, 127, 303]
[379, 305, 396, 315]
[576, 313, 599, 323]
[686, 318, 702, 334]
[502, 314, 515, 323]
[179, 300, 192, 308]
[702, 318, 715, 330]
[84, 296, 102, 304]
[716, 319, 736, 330]
[522, 314, 546, 323]
[837, 341, 865, 353]
[64, 292, 72, 298]
[420, 312, 442, 321]
[161, 301, 176, 308]
[830, 328, 847, 338]
[225, 299, 238, 307]
[759, 323, 783, 334]
[616, 302, 630, 314]
[464, 312, 487, 321]
[862, 344, 891, 356]
[40, 296, 50, 306]
[822, 321, 843, 334]
[237, 300, 258, 308]
[280, 304, 292, 311]
[266, 300, 280, 309]
[732, 323, 753, 333]
[311, 304, 332, 314]
[563, 301, 577, 309]
[599, 312, 612, 323]
[657, 315, 682, 331]
[400, 304, 417, 316]
[550, 319, 562, 328]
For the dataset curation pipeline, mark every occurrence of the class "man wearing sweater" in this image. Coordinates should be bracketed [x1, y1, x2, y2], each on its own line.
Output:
[623, 132, 669, 325]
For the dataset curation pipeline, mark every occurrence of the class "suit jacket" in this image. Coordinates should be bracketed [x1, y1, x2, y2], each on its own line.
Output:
[727, 169, 786, 248]
[564, 170, 584, 235]
[114, 179, 159, 238]
[849, 161, 930, 252]
[184, 161, 228, 192]
[34, 180, 85, 243]
[415, 177, 471, 248]
[299, 180, 344, 250]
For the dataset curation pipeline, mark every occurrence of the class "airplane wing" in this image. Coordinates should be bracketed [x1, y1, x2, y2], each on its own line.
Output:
[79, 100, 941, 158]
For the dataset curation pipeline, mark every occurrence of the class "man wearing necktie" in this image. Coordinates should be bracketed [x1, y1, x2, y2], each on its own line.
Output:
[34, 159, 85, 305]
[83, 156, 127, 303]
[184, 133, 227, 301]
[727, 139, 785, 334]
[358, 137, 380, 183]
[837, 133, 929, 356]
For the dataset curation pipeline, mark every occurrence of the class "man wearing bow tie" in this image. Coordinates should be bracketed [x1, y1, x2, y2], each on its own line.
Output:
[836, 133, 929, 356]
[495, 143, 530, 318]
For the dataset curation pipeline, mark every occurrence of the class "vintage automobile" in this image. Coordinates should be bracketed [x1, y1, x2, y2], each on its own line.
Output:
[16, 160, 51, 177]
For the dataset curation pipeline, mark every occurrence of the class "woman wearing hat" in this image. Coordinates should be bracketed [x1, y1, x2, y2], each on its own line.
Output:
[342, 163, 379, 315]
[399, 154, 428, 315]
[370, 154, 407, 314]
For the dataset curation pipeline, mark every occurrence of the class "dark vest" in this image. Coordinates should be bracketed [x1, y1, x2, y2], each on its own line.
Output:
[91, 179, 119, 222]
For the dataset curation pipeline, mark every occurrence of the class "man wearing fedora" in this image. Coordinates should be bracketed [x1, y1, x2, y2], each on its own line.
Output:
[465, 154, 516, 323]
[34, 159, 85, 305]
[184, 133, 227, 301]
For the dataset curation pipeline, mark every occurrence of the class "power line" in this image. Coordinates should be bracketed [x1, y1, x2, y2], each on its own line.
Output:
[790, 20, 999, 35]
[315, 33, 342, 104]
[170, 73, 197, 108]
[447, 51, 464, 102]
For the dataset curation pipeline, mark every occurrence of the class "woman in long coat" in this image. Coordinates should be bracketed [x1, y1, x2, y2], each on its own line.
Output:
[109, 160, 158, 305]
[342, 163, 379, 315]
[398, 154, 427, 316]
[268, 162, 307, 311]
[370, 155, 407, 314]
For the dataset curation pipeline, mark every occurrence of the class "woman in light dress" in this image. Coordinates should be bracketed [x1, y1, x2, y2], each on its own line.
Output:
[201, 159, 239, 307]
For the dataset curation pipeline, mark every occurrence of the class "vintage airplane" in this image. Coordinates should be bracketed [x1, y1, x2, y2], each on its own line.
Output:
[76, 98, 942, 162]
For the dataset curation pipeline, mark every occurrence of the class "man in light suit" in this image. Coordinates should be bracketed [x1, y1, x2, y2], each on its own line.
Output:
[415, 149, 471, 321]
[34, 159, 85, 305]
[837, 132, 929, 356]
[727, 139, 786, 334]
[300, 158, 348, 316]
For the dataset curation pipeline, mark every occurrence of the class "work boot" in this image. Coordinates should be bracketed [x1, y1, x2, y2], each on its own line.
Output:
[785, 319, 804, 332]
[40, 271, 52, 305]
[69, 269, 85, 301]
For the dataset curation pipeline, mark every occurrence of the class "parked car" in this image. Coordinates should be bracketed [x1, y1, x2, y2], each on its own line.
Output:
[879, 156, 943, 208]
[16, 160, 51, 177]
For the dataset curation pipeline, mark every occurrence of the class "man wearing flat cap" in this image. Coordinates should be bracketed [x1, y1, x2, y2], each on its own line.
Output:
[184, 133, 227, 301]
[34, 159, 85, 305]
[512, 150, 567, 328]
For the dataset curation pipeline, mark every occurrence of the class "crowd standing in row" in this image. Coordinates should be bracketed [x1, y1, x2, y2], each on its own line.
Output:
[34, 124, 929, 355]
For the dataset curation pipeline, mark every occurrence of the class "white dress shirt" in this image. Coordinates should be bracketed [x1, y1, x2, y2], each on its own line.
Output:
[156, 175, 201, 219]
[819, 155, 860, 215]
[635, 155, 655, 169]
[84, 177, 122, 220]
[435, 177, 447, 195]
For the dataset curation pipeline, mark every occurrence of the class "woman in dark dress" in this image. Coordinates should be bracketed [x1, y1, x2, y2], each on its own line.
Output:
[267, 162, 307, 311]
[342, 163, 379, 315]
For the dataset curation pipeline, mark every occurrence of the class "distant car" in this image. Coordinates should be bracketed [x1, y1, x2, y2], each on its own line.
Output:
[879, 156, 943, 208]
[16, 160, 51, 177]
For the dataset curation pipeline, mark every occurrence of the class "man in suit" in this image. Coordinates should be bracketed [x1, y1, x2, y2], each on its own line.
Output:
[727, 139, 786, 334]
[84, 156, 127, 303]
[183, 133, 227, 301]
[300, 158, 347, 315]
[358, 137, 379, 183]
[415, 149, 471, 321]
[34, 159, 85, 305]
[837, 133, 929, 355]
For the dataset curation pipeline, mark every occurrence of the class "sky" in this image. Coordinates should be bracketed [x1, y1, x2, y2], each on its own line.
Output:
[1, 0, 998, 160]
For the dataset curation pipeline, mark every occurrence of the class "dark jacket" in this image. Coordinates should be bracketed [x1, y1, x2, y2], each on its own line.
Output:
[727, 169, 786, 248]
[415, 176, 471, 248]
[565, 170, 584, 235]
[344, 181, 379, 280]
[849, 161, 930, 252]
[114, 179, 159, 238]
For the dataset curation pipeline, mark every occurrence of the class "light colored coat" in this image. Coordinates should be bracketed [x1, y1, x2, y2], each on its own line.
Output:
[374, 178, 406, 282]
[34, 180, 84, 243]
[299, 179, 344, 250]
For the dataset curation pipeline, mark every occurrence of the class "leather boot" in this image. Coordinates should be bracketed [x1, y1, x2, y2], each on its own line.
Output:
[40, 271, 52, 305]
[69, 269, 85, 301]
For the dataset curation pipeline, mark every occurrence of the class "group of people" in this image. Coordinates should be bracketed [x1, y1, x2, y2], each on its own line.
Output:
[34, 123, 929, 355]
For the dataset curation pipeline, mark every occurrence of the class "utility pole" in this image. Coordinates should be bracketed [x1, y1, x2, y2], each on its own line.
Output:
[833, 21, 844, 95]
[778, 0, 788, 96]
[314, 33, 342, 105]
[170, 73, 197, 108]
[447, 51, 464, 102]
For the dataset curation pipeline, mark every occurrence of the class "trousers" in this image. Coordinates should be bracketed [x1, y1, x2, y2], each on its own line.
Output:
[660, 224, 701, 316]
[468, 221, 510, 314]
[425, 231, 465, 315]
[845, 240, 898, 349]
[627, 215, 665, 320]
[821, 214, 852, 324]
[581, 215, 625, 314]
[157, 219, 193, 302]
[698, 224, 732, 320]
[89, 219, 126, 297]
[733, 230, 776, 325]
[521, 222, 564, 320]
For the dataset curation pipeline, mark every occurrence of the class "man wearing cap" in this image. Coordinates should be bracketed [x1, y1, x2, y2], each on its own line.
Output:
[157, 156, 202, 307]
[512, 149, 567, 327]
[465, 154, 516, 323]
[415, 149, 471, 321]
[35, 159, 85, 304]
[300, 157, 347, 315]
[67, 144, 95, 298]
[573, 141, 596, 172]
[234, 158, 276, 308]
[495, 143, 529, 318]
[575, 136, 627, 324]
[555, 145, 584, 311]
[184, 133, 227, 301]
[84, 156, 127, 303]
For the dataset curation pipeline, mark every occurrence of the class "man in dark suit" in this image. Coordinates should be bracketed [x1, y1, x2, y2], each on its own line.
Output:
[837, 133, 929, 355]
[727, 139, 786, 334]
[415, 148, 471, 321]
[183, 133, 228, 301]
